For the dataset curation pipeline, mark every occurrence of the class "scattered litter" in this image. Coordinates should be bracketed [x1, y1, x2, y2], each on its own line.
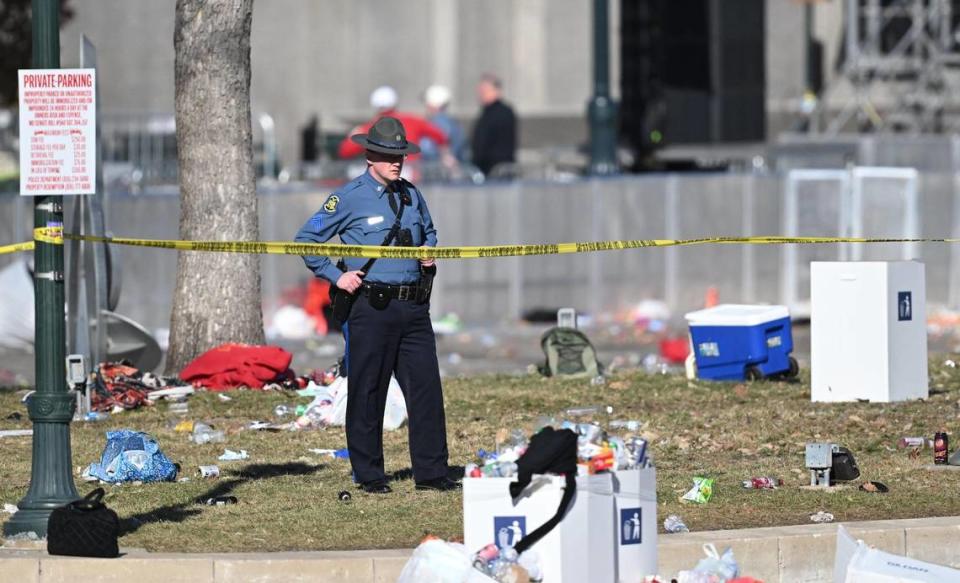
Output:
[218, 449, 248, 461]
[291, 375, 407, 431]
[192, 423, 225, 444]
[338, 490, 352, 502]
[946, 359, 957, 368]
[147, 385, 195, 399]
[741, 476, 782, 489]
[467, 415, 651, 479]
[197, 465, 220, 479]
[177, 477, 190, 483]
[3, 503, 18, 515]
[859, 481, 889, 493]
[83, 411, 109, 422]
[93, 362, 175, 412]
[681, 477, 715, 504]
[398, 538, 494, 582]
[4, 531, 39, 541]
[217, 394, 232, 402]
[168, 401, 189, 416]
[80, 466, 97, 482]
[246, 421, 280, 431]
[676, 544, 738, 583]
[0, 429, 33, 438]
[308, 448, 349, 459]
[199, 496, 237, 506]
[899, 436, 932, 449]
[663, 514, 689, 533]
[810, 510, 834, 523]
[296, 382, 330, 397]
[173, 420, 194, 433]
[85, 430, 178, 483]
[274, 403, 295, 417]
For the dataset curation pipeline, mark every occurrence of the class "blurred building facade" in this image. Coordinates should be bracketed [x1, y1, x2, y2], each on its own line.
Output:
[57, 0, 839, 172]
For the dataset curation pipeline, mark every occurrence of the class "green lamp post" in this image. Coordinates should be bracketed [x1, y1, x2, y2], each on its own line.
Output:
[588, 0, 618, 175]
[4, 0, 80, 538]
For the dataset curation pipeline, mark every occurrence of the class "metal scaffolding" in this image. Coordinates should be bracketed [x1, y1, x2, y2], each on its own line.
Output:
[819, 0, 960, 134]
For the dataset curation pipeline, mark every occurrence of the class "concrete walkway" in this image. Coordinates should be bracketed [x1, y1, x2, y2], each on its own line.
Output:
[2, 515, 959, 583]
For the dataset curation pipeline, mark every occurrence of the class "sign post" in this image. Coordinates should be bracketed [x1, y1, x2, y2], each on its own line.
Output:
[4, 0, 83, 538]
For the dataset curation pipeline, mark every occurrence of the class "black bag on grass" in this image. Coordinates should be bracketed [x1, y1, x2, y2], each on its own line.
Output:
[831, 447, 860, 482]
[508, 427, 578, 555]
[47, 488, 120, 558]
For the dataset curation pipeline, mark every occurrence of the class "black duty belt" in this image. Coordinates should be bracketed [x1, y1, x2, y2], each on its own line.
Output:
[360, 282, 423, 301]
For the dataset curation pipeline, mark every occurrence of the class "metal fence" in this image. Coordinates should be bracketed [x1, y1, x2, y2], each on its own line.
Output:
[2, 168, 959, 333]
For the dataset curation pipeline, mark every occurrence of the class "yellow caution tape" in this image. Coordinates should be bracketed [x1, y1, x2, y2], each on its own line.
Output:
[0, 241, 35, 255]
[20, 227, 960, 259]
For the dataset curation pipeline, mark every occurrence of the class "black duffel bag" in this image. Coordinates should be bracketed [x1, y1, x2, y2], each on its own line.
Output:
[47, 488, 120, 558]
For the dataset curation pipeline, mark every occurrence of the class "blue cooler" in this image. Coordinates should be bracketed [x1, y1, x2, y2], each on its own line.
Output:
[684, 304, 798, 381]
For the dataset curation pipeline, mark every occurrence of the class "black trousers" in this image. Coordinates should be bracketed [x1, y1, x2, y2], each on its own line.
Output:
[343, 295, 449, 484]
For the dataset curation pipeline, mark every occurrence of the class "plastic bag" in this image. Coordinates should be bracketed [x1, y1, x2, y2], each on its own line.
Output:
[86, 430, 178, 483]
[308, 375, 407, 431]
[397, 539, 497, 583]
[681, 477, 715, 504]
[677, 544, 739, 583]
[383, 377, 408, 431]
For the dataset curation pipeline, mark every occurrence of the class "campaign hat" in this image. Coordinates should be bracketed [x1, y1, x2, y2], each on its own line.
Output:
[350, 116, 420, 155]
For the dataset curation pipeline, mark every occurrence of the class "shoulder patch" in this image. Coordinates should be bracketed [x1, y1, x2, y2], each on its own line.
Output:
[322, 195, 340, 214]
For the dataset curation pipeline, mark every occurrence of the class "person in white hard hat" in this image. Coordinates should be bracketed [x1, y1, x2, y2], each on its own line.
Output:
[420, 84, 466, 162]
[369, 85, 398, 113]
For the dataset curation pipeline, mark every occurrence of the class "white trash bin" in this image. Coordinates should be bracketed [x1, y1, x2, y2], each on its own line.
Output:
[811, 261, 928, 402]
[612, 467, 658, 582]
[463, 474, 616, 583]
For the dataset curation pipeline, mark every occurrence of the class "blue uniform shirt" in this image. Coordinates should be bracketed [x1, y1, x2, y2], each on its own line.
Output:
[295, 170, 437, 285]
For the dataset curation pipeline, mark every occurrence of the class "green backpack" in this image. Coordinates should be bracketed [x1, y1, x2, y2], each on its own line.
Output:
[539, 327, 601, 378]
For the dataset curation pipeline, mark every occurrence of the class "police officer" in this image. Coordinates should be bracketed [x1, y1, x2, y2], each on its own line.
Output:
[295, 117, 458, 494]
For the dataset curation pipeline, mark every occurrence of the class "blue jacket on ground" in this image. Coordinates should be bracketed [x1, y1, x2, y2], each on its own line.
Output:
[295, 170, 437, 285]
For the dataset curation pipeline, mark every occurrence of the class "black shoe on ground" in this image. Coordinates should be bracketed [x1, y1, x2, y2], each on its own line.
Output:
[360, 480, 392, 494]
[415, 476, 462, 491]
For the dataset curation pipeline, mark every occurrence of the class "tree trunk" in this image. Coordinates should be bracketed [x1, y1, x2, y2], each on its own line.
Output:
[166, 0, 263, 373]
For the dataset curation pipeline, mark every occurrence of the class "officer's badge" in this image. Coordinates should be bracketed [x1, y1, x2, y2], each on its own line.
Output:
[322, 195, 340, 214]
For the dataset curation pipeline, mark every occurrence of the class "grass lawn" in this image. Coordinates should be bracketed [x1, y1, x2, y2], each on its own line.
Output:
[2, 361, 960, 552]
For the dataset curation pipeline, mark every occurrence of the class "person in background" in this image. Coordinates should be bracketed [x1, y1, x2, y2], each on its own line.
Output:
[420, 84, 466, 163]
[338, 85, 449, 165]
[470, 73, 517, 177]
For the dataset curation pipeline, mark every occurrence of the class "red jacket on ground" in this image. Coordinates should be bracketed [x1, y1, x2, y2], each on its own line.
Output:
[338, 110, 448, 161]
[180, 343, 293, 391]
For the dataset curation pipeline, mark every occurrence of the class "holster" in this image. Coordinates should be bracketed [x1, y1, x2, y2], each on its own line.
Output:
[328, 260, 358, 324]
[417, 264, 436, 304]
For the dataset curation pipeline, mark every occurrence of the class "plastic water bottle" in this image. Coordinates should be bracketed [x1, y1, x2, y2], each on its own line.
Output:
[663, 514, 689, 533]
[274, 404, 293, 417]
[83, 411, 109, 422]
[192, 423, 225, 444]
